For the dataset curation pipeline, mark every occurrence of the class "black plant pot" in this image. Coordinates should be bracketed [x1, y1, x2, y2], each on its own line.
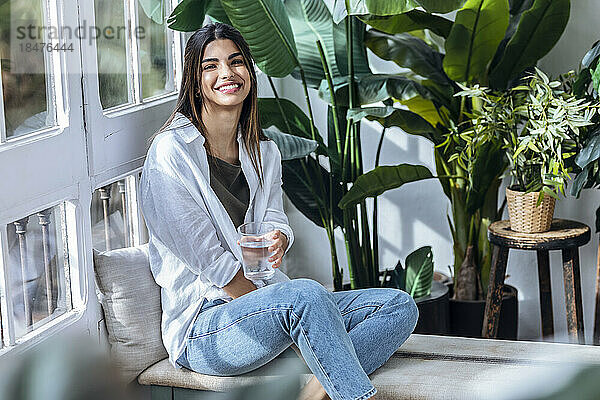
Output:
[341, 279, 450, 335]
[414, 281, 450, 335]
[448, 284, 518, 340]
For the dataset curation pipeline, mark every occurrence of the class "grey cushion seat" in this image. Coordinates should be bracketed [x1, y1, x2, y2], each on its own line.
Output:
[137, 334, 600, 399]
[138, 356, 313, 392]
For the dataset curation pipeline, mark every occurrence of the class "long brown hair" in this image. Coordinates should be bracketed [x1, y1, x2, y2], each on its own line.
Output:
[153, 23, 267, 185]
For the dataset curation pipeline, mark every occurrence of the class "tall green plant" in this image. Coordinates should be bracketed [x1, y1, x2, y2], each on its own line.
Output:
[339, 0, 571, 300]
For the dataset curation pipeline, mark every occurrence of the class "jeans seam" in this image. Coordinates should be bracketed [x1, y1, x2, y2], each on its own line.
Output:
[355, 387, 377, 400]
[290, 309, 343, 400]
[339, 303, 383, 317]
[188, 306, 294, 339]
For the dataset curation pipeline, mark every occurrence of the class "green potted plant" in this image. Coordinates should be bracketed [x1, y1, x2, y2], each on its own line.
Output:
[456, 68, 598, 233]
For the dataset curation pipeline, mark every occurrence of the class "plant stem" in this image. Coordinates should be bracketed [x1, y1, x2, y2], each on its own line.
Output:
[267, 76, 293, 135]
[373, 127, 386, 284]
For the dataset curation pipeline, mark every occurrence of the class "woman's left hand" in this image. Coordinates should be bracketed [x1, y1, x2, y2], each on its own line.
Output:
[267, 230, 288, 269]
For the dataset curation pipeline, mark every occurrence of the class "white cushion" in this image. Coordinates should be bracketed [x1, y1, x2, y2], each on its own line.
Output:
[93, 244, 168, 382]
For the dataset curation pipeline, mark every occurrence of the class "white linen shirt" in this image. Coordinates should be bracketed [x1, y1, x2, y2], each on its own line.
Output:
[139, 113, 294, 368]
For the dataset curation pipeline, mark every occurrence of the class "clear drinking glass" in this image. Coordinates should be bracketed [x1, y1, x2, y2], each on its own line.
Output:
[237, 222, 276, 280]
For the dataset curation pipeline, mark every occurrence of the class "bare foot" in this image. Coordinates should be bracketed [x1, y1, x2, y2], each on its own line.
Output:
[297, 375, 330, 400]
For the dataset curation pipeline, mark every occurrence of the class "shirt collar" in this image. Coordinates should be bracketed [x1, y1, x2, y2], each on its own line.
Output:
[172, 112, 243, 145]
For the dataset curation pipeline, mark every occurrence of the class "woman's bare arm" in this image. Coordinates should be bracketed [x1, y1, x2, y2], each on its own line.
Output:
[222, 268, 257, 299]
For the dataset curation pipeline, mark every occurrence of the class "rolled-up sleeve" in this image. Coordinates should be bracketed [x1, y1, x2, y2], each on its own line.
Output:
[263, 143, 294, 254]
[140, 168, 241, 288]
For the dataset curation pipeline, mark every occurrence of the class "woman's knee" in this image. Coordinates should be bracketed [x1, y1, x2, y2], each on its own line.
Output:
[387, 289, 419, 332]
[281, 278, 331, 302]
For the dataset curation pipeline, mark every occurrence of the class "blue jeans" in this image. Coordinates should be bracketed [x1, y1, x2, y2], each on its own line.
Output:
[176, 278, 418, 400]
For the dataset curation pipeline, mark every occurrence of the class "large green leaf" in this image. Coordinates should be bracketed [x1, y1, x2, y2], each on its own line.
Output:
[263, 128, 318, 160]
[167, 0, 209, 31]
[347, 106, 443, 144]
[489, 0, 570, 88]
[571, 163, 592, 198]
[285, 0, 340, 88]
[443, 0, 510, 83]
[258, 98, 318, 140]
[206, 0, 232, 24]
[319, 74, 430, 106]
[365, 30, 450, 87]
[282, 159, 344, 228]
[417, 0, 467, 13]
[220, 0, 298, 77]
[405, 246, 434, 299]
[359, 11, 453, 38]
[339, 164, 434, 208]
[334, 17, 371, 78]
[465, 141, 507, 214]
[582, 40, 600, 69]
[575, 129, 600, 169]
[342, 0, 421, 16]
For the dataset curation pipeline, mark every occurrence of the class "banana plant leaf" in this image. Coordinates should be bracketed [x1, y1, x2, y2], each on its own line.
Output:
[167, 0, 209, 31]
[365, 30, 451, 88]
[333, 17, 372, 78]
[219, 0, 298, 78]
[286, 0, 340, 88]
[405, 246, 434, 298]
[346, 106, 443, 145]
[575, 129, 600, 169]
[167, 0, 231, 31]
[359, 10, 453, 38]
[258, 98, 326, 149]
[570, 163, 592, 198]
[206, 0, 231, 24]
[139, 0, 165, 23]
[263, 128, 318, 160]
[318, 74, 431, 106]
[282, 158, 344, 228]
[489, 0, 570, 89]
[340, 0, 421, 16]
[339, 164, 434, 209]
[443, 0, 510, 83]
[489, 0, 534, 73]
[417, 0, 467, 13]
[582, 40, 600, 69]
[465, 141, 507, 214]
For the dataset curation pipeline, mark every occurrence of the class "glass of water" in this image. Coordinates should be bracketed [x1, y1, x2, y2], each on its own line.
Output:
[237, 222, 276, 280]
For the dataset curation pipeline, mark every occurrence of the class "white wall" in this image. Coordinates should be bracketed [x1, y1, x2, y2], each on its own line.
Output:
[279, 1, 600, 344]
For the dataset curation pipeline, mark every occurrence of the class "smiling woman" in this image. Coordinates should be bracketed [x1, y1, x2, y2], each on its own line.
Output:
[139, 22, 418, 400]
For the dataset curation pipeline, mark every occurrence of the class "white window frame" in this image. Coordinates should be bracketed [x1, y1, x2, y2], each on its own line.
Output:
[0, 0, 183, 355]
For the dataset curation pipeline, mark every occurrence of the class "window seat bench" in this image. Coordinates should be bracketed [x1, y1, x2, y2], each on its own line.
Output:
[137, 333, 600, 399]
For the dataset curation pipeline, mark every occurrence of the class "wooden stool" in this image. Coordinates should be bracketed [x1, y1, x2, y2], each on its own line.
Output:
[483, 219, 591, 344]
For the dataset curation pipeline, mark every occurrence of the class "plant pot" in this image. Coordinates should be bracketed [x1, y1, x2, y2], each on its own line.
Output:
[342, 276, 450, 335]
[448, 284, 518, 340]
[413, 280, 450, 335]
[506, 187, 556, 233]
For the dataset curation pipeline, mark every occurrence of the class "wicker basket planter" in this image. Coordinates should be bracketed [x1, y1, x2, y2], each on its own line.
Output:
[506, 187, 556, 233]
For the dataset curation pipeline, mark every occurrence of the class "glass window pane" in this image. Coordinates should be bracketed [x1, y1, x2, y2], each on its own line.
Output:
[0, 0, 54, 138]
[5, 204, 72, 340]
[138, 1, 172, 99]
[94, 0, 130, 109]
[91, 175, 147, 251]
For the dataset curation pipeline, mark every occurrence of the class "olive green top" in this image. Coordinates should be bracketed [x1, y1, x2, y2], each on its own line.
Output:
[207, 154, 250, 229]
